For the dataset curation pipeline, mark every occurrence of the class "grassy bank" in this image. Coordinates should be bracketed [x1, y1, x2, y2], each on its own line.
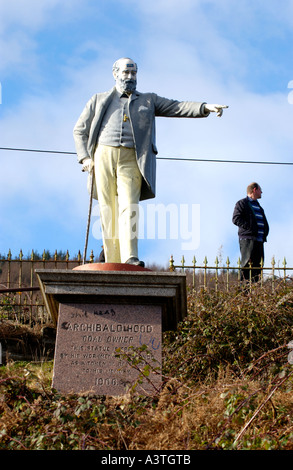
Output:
[1, 282, 293, 450]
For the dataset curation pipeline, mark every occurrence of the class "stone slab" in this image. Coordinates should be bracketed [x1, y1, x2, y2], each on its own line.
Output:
[36, 267, 187, 396]
[36, 269, 187, 332]
[52, 302, 162, 396]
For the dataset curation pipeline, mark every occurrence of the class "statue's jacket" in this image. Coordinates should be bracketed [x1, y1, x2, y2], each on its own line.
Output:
[73, 87, 209, 201]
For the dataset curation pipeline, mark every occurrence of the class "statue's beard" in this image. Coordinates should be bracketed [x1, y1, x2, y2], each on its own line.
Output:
[118, 78, 137, 93]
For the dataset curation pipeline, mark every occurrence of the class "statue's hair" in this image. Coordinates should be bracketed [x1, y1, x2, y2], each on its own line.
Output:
[112, 58, 137, 74]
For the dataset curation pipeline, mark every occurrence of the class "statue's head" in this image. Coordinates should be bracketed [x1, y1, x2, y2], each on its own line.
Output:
[112, 57, 137, 94]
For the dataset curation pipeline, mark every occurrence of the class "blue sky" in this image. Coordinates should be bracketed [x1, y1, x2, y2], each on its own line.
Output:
[1, 0, 293, 271]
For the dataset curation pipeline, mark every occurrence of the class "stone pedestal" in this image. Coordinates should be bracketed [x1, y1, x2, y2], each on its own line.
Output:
[36, 264, 187, 396]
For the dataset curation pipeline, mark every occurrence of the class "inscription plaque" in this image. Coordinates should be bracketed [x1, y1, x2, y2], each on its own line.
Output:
[52, 303, 162, 395]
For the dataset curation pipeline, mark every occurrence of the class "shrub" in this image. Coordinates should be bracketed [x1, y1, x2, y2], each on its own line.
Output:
[1, 282, 293, 450]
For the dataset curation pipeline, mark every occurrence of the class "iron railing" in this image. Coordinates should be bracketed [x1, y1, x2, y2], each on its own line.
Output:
[169, 255, 293, 292]
[0, 250, 293, 324]
[0, 249, 96, 324]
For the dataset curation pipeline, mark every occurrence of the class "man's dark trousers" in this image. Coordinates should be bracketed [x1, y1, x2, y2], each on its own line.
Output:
[239, 239, 264, 282]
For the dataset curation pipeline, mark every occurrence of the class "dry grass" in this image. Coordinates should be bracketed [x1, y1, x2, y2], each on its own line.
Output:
[1, 281, 293, 450]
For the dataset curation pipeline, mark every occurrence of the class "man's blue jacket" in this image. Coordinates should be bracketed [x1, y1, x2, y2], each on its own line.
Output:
[232, 196, 269, 242]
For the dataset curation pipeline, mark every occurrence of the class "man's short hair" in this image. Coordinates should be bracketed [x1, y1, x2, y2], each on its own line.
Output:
[247, 182, 259, 195]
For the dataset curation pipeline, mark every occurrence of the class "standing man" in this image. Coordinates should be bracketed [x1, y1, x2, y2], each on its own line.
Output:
[73, 57, 228, 266]
[232, 182, 269, 282]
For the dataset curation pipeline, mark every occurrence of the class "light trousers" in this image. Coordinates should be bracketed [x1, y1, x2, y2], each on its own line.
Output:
[94, 145, 142, 263]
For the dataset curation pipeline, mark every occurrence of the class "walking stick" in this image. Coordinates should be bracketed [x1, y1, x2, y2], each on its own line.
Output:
[83, 169, 94, 264]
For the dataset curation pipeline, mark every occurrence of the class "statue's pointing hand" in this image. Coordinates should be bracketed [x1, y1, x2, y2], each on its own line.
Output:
[205, 104, 229, 117]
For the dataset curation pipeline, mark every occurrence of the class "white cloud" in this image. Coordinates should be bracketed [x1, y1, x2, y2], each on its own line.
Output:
[0, 0, 83, 31]
[0, 0, 91, 77]
[1, 0, 293, 267]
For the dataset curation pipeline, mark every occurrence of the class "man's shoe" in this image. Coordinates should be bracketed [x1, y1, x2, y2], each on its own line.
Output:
[125, 257, 145, 267]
